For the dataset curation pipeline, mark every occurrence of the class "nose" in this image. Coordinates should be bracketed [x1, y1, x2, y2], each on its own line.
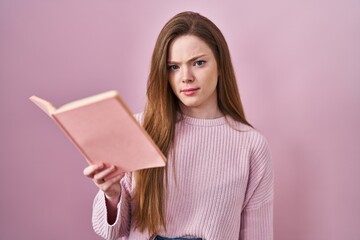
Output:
[181, 66, 194, 83]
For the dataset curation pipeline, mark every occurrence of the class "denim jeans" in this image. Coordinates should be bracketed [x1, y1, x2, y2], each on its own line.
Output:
[154, 236, 202, 240]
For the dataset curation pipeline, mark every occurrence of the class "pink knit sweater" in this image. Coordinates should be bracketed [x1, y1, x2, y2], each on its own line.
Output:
[92, 114, 273, 240]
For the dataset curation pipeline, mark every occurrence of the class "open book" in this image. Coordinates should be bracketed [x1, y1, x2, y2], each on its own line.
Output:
[29, 90, 166, 176]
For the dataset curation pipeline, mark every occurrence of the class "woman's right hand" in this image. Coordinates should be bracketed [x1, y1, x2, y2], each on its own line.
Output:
[83, 163, 125, 204]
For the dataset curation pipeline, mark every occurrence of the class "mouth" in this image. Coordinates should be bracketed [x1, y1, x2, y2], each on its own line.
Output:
[180, 88, 200, 96]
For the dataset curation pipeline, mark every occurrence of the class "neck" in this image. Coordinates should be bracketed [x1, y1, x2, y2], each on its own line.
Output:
[179, 105, 223, 119]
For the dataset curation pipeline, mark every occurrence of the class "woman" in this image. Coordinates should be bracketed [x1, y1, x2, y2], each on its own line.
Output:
[84, 11, 273, 240]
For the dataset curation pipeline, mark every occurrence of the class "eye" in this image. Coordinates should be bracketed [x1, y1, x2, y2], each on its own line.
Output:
[168, 65, 179, 71]
[194, 60, 206, 66]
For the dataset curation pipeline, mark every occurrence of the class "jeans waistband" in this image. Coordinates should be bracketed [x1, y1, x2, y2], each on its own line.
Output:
[154, 236, 202, 240]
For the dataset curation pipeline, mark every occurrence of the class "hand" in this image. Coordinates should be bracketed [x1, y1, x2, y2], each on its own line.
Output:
[83, 163, 125, 202]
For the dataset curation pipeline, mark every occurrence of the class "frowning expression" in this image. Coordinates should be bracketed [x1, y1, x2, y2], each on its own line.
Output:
[167, 35, 219, 117]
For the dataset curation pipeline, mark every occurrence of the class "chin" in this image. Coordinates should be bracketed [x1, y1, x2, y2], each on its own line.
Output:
[182, 100, 199, 107]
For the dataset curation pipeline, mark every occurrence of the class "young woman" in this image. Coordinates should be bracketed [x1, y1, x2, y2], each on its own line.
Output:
[84, 11, 273, 240]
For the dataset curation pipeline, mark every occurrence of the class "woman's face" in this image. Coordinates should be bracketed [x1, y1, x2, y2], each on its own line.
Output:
[167, 35, 221, 118]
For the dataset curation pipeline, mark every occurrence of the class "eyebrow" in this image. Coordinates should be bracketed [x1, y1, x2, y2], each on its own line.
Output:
[167, 54, 207, 65]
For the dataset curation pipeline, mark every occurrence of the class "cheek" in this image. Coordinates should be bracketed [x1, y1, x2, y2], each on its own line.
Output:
[168, 78, 178, 94]
[207, 76, 219, 95]
[203, 71, 218, 88]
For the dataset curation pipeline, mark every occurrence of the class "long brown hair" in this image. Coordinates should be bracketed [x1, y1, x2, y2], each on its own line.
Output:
[133, 11, 251, 235]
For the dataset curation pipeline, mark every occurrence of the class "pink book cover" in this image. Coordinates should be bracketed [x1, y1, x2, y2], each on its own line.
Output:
[29, 91, 166, 177]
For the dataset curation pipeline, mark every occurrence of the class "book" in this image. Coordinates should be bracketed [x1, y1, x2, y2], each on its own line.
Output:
[29, 90, 166, 177]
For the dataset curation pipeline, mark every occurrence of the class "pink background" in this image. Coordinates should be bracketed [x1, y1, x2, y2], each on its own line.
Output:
[1, 0, 359, 239]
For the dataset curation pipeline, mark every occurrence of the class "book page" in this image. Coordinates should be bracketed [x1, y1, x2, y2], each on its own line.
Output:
[55, 90, 118, 114]
[29, 96, 56, 116]
[53, 94, 166, 172]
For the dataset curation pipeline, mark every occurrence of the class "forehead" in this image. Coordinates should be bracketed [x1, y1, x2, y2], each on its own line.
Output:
[168, 35, 214, 61]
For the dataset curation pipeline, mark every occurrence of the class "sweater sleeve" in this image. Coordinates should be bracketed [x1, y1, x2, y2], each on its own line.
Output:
[239, 132, 274, 240]
[92, 172, 133, 240]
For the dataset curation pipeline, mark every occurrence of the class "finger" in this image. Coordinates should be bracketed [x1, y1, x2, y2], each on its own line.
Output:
[101, 174, 123, 193]
[83, 163, 105, 177]
[93, 165, 116, 184]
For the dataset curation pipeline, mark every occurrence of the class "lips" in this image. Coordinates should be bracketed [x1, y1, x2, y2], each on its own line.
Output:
[180, 88, 200, 96]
